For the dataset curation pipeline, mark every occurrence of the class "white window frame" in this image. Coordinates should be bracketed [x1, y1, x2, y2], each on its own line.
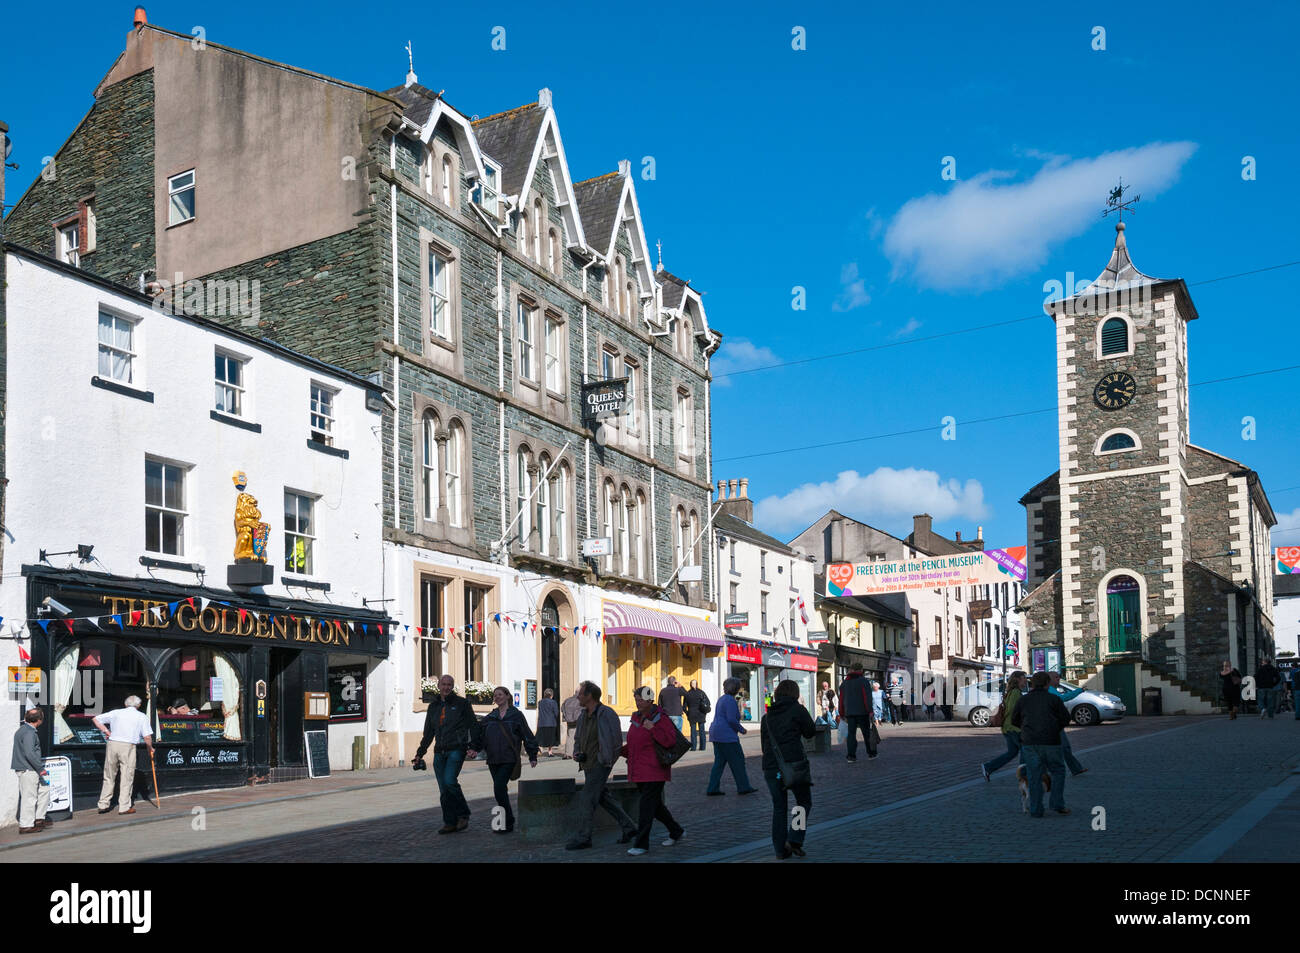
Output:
[1095, 312, 1135, 360]
[603, 482, 617, 572]
[479, 159, 500, 216]
[537, 456, 552, 556]
[145, 457, 187, 557]
[58, 222, 80, 267]
[532, 198, 543, 262]
[214, 350, 246, 417]
[310, 382, 338, 446]
[676, 388, 695, 456]
[1095, 427, 1143, 456]
[516, 301, 537, 382]
[544, 316, 565, 393]
[421, 411, 439, 521]
[284, 490, 317, 576]
[168, 169, 196, 226]
[97, 310, 137, 385]
[633, 493, 646, 579]
[618, 489, 631, 576]
[445, 423, 464, 528]
[441, 154, 453, 207]
[429, 250, 452, 341]
[517, 449, 532, 548]
[601, 347, 619, 382]
[624, 359, 640, 434]
[555, 466, 569, 560]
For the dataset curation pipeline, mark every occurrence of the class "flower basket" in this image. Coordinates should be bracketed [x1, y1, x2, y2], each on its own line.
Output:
[463, 680, 495, 705]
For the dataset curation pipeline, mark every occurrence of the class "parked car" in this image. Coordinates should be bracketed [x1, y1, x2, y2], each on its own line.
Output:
[956, 677, 1126, 727]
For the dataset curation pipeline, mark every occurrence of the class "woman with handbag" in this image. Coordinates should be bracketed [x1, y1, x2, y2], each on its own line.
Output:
[475, 686, 539, 834]
[760, 680, 817, 860]
[620, 686, 687, 856]
[1220, 660, 1243, 720]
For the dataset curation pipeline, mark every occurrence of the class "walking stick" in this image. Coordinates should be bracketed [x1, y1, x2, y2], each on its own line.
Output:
[148, 748, 160, 808]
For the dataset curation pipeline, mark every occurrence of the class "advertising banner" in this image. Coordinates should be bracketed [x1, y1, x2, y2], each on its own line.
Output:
[826, 546, 1027, 598]
[1276, 547, 1300, 574]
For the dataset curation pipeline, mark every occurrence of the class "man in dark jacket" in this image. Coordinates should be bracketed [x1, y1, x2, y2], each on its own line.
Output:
[1012, 672, 1072, 817]
[683, 680, 710, 751]
[1256, 658, 1281, 719]
[414, 675, 483, 834]
[566, 680, 637, 850]
[659, 676, 687, 731]
[11, 708, 50, 833]
[837, 664, 876, 763]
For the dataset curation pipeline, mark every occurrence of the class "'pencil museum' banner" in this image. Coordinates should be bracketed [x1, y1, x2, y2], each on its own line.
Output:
[826, 547, 1028, 598]
[1277, 547, 1300, 575]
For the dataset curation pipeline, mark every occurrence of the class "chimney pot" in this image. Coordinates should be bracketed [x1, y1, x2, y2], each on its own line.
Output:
[133, 6, 147, 27]
[717, 480, 727, 501]
[538, 88, 552, 108]
[739, 478, 749, 500]
[955, 531, 961, 543]
[728, 479, 738, 499]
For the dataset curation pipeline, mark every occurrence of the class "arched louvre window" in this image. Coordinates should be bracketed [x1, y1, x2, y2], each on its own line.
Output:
[421, 411, 438, 520]
[1101, 317, 1129, 356]
[1100, 432, 1136, 452]
[445, 423, 464, 527]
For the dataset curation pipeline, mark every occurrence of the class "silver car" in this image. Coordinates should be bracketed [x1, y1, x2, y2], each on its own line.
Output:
[957, 677, 1126, 727]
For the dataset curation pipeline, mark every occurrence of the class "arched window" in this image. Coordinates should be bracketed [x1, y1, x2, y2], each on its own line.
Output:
[603, 268, 612, 308]
[625, 282, 634, 319]
[421, 411, 439, 521]
[674, 507, 686, 568]
[554, 465, 569, 560]
[445, 423, 464, 527]
[519, 211, 531, 258]
[516, 448, 531, 548]
[548, 229, 560, 274]
[614, 257, 625, 315]
[689, 510, 700, 567]
[634, 492, 646, 578]
[533, 199, 543, 261]
[422, 148, 434, 195]
[619, 487, 631, 576]
[1100, 432, 1136, 453]
[603, 481, 617, 571]
[1100, 316, 1129, 356]
[537, 454, 552, 556]
[1105, 574, 1142, 654]
[441, 155, 453, 206]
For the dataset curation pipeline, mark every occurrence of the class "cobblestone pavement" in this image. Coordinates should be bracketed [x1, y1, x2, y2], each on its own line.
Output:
[4, 715, 1296, 863]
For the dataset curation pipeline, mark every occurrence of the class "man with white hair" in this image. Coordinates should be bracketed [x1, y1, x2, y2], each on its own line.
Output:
[92, 695, 155, 815]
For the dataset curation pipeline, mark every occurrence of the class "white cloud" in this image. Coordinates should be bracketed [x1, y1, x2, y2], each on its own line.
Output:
[892, 317, 922, 338]
[832, 263, 871, 312]
[754, 466, 989, 537]
[711, 338, 779, 386]
[883, 141, 1198, 291]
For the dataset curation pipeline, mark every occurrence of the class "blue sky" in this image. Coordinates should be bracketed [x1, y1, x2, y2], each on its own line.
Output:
[3, 0, 1298, 551]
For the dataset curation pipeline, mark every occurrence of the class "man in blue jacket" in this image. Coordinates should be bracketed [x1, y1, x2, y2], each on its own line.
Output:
[706, 677, 758, 795]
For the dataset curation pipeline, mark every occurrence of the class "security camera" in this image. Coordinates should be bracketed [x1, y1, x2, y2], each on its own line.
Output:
[41, 597, 73, 617]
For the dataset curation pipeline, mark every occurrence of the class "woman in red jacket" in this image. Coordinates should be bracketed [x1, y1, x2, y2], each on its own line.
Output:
[620, 686, 686, 856]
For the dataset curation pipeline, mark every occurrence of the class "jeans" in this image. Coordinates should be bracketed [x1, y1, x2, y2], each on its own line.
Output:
[670, 715, 684, 732]
[706, 741, 755, 793]
[1021, 744, 1066, 815]
[571, 762, 635, 844]
[1259, 688, 1277, 718]
[634, 781, 683, 850]
[843, 715, 875, 759]
[487, 762, 515, 829]
[689, 720, 707, 750]
[764, 770, 812, 856]
[432, 749, 469, 827]
[1060, 729, 1085, 775]
[982, 731, 1023, 776]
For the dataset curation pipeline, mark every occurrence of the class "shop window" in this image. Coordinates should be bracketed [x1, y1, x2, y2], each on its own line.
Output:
[145, 457, 186, 555]
[605, 641, 621, 709]
[419, 576, 446, 680]
[155, 647, 243, 741]
[51, 640, 149, 745]
[284, 491, 316, 575]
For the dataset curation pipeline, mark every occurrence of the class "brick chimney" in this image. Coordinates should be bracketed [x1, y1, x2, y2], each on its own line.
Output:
[912, 514, 933, 543]
[133, 6, 147, 27]
[717, 476, 753, 523]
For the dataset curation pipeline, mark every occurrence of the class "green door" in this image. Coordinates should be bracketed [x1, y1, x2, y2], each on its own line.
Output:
[1103, 662, 1138, 714]
[1106, 584, 1141, 654]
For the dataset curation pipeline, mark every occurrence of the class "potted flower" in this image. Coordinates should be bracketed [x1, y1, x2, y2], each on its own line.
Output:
[420, 677, 439, 703]
[463, 680, 496, 707]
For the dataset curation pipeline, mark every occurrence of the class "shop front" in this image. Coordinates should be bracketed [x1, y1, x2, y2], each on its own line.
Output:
[601, 601, 725, 718]
[835, 646, 890, 688]
[759, 647, 819, 714]
[726, 642, 763, 722]
[23, 567, 390, 806]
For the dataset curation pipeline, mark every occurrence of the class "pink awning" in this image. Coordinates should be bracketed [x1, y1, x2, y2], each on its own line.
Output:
[602, 602, 725, 647]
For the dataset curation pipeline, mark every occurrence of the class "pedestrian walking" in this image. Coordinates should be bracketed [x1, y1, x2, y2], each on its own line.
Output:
[412, 674, 482, 834]
[92, 695, 155, 815]
[889, 683, 907, 723]
[537, 687, 560, 755]
[658, 675, 687, 731]
[1220, 660, 1243, 719]
[871, 680, 886, 725]
[980, 671, 1026, 781]
[1012, 672, 1072, 817]
[565, 680, 637, 850]
[760, 680, 816, 860]
[837, 663, 876, 763]
[1047, 672, 1087, 776]
[12, 708, 50, 834]
[475, 686, 538, 833]
[818, 680, 836, 722]
[620, 686, 686, 856]
[684, 679, 711, 751]
[706, 677, 758, 796]
[1256, 657, 1280, 719]
[561, 687, 583, 759]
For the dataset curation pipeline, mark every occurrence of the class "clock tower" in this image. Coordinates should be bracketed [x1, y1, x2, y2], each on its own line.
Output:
[1045, 220, 1198, 679]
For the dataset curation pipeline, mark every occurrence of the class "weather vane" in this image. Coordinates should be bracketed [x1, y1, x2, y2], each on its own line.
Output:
[1103, 178, 1140, 221]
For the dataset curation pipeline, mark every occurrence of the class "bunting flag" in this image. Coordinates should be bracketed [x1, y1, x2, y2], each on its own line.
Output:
[17, 642, 32, 664]
[361, 623, 368, 635]
[582, 625, 588, 634]
[199, 597, 211, 613]
[493, 613, 501, 623]
[151, 605, 165, 621]
[377, 624, 385, 637]
[63, 620, 75, 634]
[237, 608, 248, 624]
[112, 614, 124, 628]
[36, 620, 50, 633]
[186, 597, 196, 610]
[476, 621, 483, 633]
[168, 601, 181, 614]
[130, 610, 143, 626]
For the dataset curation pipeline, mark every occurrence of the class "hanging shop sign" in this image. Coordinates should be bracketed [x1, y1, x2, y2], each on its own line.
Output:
[581, 378, 628, 424]
[968, 599, 993, 621]
[724, 613, 749, 629]
[826, 546, 1027, 599]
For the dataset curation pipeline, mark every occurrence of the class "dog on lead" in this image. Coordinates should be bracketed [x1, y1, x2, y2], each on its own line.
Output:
[1016, 763, 1051, 814]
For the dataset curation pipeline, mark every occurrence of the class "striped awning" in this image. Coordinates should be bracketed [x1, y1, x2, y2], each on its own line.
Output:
[602, 602, 726, 647]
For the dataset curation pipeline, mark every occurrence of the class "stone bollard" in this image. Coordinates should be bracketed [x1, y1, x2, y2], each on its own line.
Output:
[351, 736, 365, 771]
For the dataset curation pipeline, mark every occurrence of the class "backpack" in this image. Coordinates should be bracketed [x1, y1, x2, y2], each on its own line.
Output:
[699, 694, 711, 715]
[989, 701, 1006, 728]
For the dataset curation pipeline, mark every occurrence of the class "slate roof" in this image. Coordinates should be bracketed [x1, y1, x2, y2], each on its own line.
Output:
[472, 103, 547, 196]
[657, 268, 690, 310]
[1019, 470, 1060, 506]
[383, 83, 442, 127]
[573, 172, 624, 254]
[816, 593, 912, 628]
[1276, 574, 1300, 599]
[715, 512, 795, 556]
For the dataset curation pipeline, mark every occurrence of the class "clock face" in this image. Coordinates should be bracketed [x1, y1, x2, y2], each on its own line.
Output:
[1094, 371, 1136, 410]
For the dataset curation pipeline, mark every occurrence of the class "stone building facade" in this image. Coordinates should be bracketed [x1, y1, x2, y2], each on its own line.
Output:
[1020, 223, 1277, 711]
[5, 18, 724, 756]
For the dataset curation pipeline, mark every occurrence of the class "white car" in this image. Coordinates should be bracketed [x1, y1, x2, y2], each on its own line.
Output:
[957, 677, 1126, 727]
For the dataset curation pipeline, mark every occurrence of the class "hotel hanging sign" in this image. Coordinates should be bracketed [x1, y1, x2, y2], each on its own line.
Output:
[581, 377, 627, 424]
[826, 547, 1027, 599]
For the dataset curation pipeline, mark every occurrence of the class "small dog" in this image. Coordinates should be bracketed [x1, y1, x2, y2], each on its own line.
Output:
[1016, 764, 1051, 814]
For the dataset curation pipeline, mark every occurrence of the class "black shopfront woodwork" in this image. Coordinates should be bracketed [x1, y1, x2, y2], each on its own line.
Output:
[22, 566, 390, 806]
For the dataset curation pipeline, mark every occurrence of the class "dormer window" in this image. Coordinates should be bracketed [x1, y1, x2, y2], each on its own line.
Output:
[477, 159, 500, 217]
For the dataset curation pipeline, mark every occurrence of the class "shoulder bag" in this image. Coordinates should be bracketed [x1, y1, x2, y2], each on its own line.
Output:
[764, 716, 813, 790]
[649, 713, 692, 767]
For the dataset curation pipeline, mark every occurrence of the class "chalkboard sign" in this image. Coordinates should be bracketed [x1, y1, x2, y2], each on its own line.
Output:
[524, 679, 538, 710]
[72, 727, 106, 745]
[328, 664, 367, 723]
[304, 730, 330, 778]
[195, 720, 227, 742]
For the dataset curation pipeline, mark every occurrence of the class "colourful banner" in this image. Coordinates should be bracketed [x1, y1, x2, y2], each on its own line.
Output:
[826, 546, 1027, 599]
[1277, 547, 1300, 575]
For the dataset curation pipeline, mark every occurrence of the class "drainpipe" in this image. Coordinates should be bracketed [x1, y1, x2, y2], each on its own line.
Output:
[497, 248, 507, 546]
[387, 132, 406, 766]
[579, 253, 598, 538]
